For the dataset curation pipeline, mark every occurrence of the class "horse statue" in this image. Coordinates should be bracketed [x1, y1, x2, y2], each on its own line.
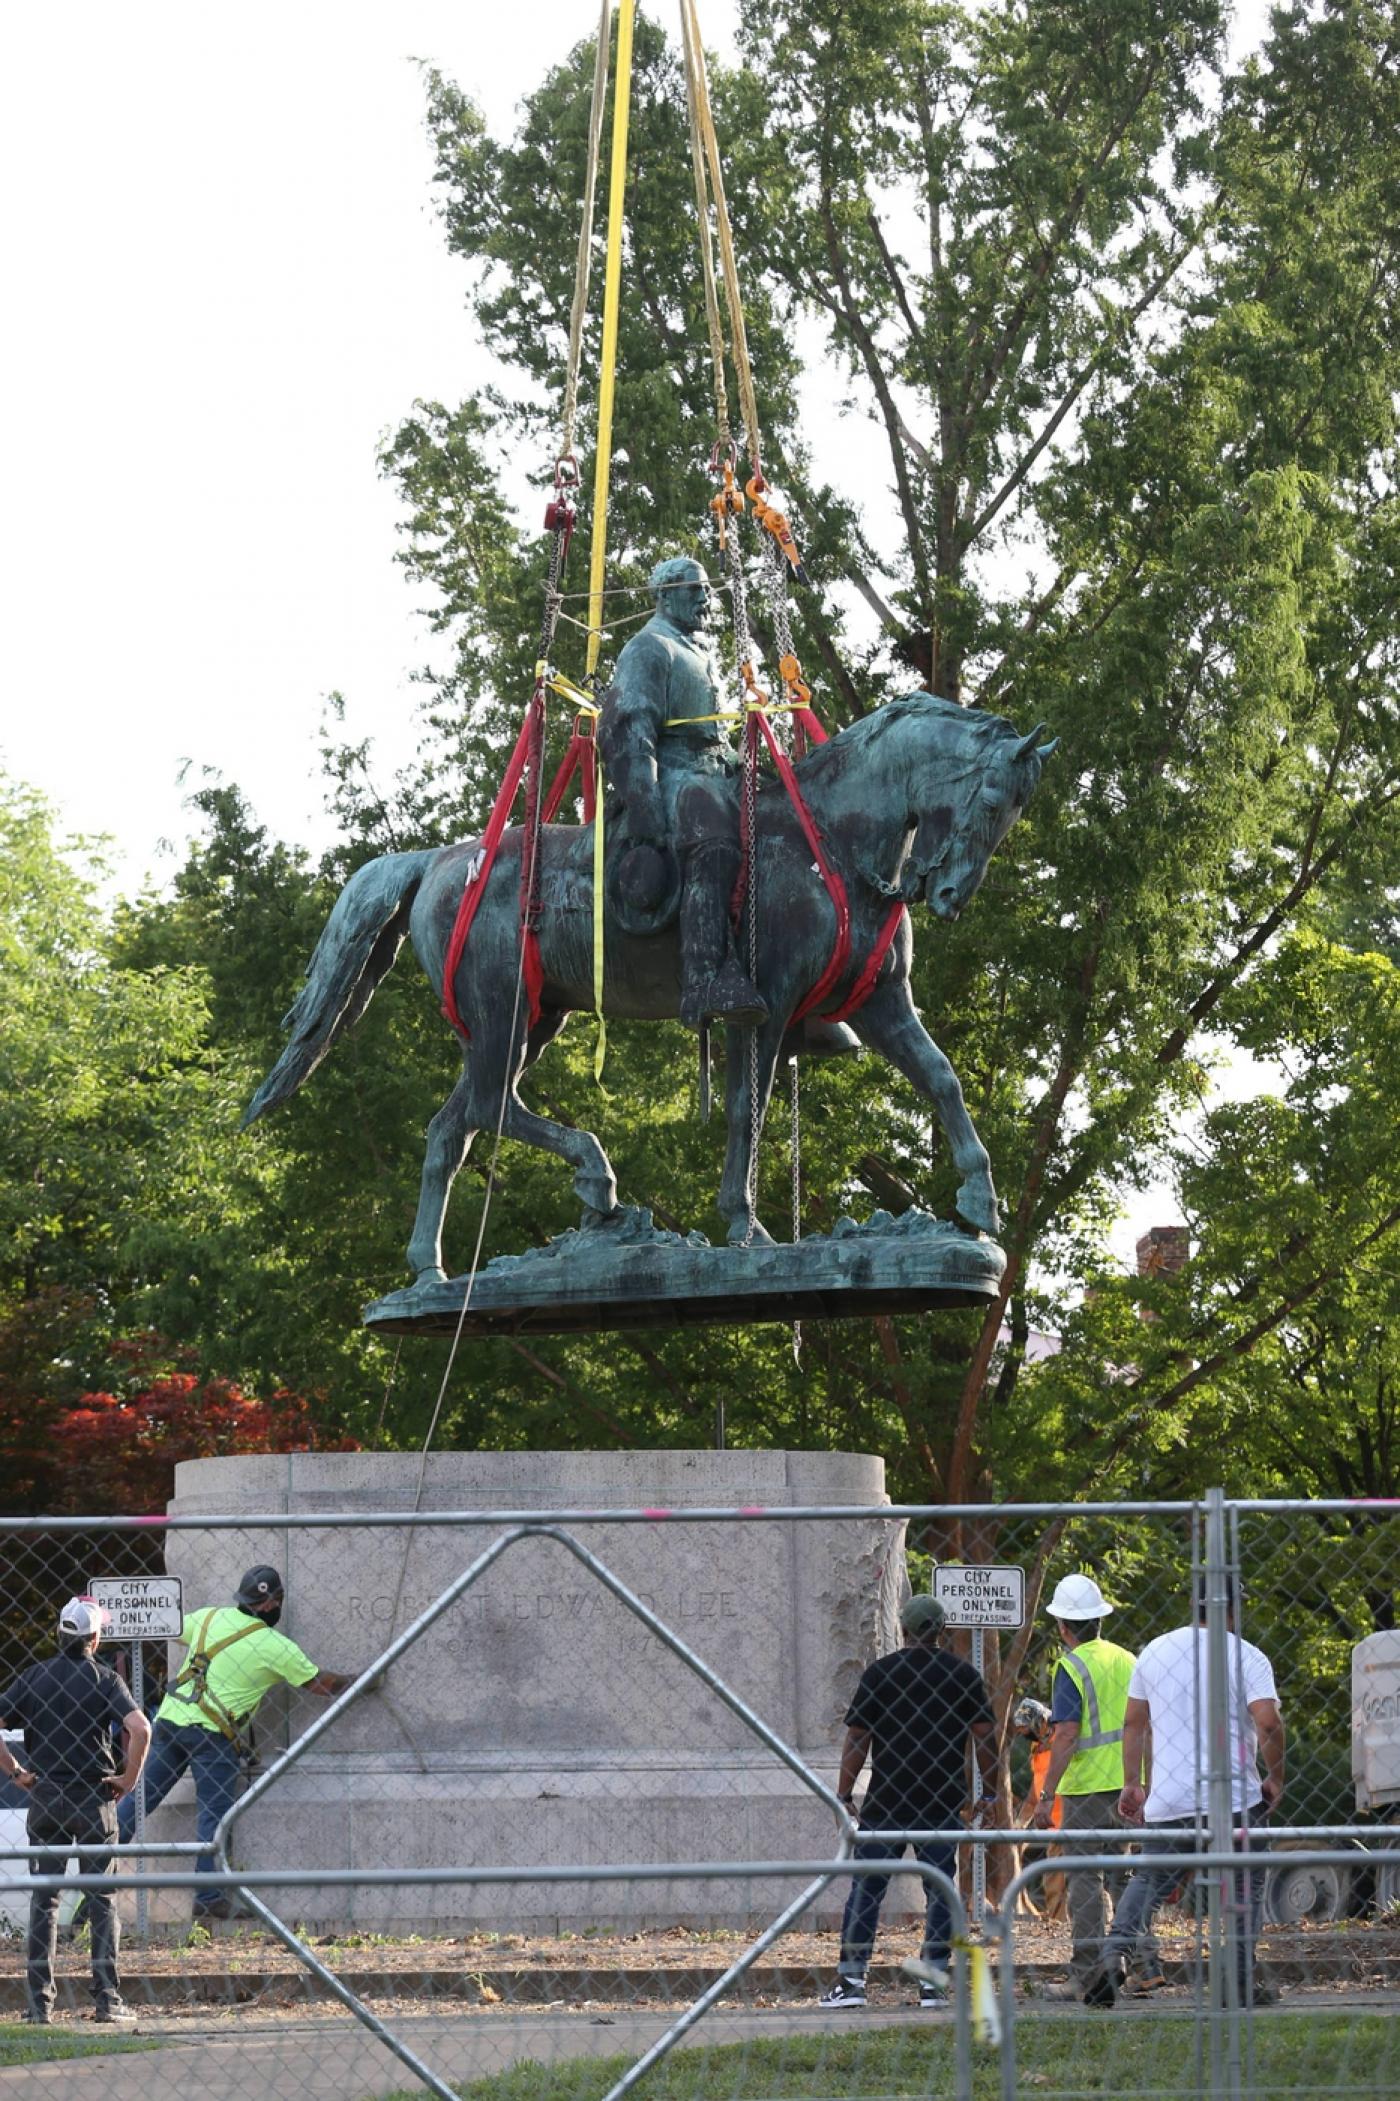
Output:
[244, 693, 1054, 1283]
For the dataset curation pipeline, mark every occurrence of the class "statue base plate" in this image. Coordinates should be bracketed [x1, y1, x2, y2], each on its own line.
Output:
[363, 1208, 1004, 1337]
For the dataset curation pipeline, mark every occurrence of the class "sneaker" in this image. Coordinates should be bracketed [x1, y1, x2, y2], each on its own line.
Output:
[1035, 1980, 1083, 2000]
[21, 2009, 52, 2027]
[919, 1983, 947, 2008]
[94, 2002, 138, 2026]
[1244, 1977, 1279, 2007]
[818, 1979, 867, 2008]
[1082, 1960, 1122, 2009]
[1122, 1972, 1168, 1997]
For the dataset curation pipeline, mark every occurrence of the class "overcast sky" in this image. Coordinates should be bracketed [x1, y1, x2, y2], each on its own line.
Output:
[0, 2, 740, 884]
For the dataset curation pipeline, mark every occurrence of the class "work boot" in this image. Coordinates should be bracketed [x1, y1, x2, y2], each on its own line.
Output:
[683, 955, 768, 1028]
[678, 843, 768, 1029]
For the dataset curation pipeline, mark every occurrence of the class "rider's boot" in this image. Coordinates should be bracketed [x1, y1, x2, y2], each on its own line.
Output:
[678, 842, 769, 1029]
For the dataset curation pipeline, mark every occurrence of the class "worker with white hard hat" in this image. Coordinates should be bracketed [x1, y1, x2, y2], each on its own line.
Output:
[1029, 1572, 1162, 1997]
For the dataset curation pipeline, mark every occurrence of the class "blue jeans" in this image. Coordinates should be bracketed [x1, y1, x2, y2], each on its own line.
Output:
[1103, 1808, 1269, 1990]
[117, 1720, 243, 1908]
[837, 1825, 958, 1982]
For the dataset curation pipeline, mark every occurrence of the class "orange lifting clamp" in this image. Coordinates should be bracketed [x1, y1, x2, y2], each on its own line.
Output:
[746, 474, 809, 588]
[778, 652, 811, 709]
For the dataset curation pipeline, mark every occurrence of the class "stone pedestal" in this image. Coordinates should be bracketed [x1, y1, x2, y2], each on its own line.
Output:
[147, 1451, 908, 1932]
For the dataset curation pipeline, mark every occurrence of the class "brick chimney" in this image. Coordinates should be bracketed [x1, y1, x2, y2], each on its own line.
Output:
[1136, 1225, 1190, 1279]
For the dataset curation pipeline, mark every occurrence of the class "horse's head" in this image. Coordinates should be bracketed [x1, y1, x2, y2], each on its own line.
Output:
[909, 721, 1056, 921]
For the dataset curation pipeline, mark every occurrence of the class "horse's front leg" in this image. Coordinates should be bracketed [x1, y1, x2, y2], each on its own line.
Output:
[718, 1016, 788, 1246]
[850, 983, 1000, 1236]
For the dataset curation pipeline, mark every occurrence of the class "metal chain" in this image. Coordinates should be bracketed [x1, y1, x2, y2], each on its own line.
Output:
[725, 536, 762, 1249]
[540, 514, 569, 660]
[743, 716, 760, 1247]
[761, 532, 797, 754]
[789, 1055, 802, 1363]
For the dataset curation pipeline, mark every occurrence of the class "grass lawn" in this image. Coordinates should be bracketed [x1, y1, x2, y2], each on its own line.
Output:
[0, 2020, 156, 2067]
[386, 2013, 1400, 2100]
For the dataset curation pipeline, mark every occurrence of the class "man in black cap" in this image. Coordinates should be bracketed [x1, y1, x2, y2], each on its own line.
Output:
[0, 1596, 151, 2024]
[117, 1566, 350, 1920]
[819, 1594, 1000, 2009]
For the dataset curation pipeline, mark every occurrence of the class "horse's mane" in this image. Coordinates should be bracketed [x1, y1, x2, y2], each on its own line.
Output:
[796, 689, 1016, 778]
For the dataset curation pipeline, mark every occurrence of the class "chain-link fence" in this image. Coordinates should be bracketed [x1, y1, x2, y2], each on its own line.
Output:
[0, 1493, 1396, 2099]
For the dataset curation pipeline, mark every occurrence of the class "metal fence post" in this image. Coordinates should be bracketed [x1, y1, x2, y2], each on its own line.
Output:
[131, 1639, 148, 1943]
[971, 1622, 987, 1930]
[1205, 1485, 1242, 2099]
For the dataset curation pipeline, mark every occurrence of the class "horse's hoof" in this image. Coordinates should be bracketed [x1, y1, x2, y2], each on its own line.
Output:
[412, 1265, 448, 1287]
[726, 1218, 775, 1248]
[954, 1183, 1000, 1237]
[580, 1203, 623, 1229]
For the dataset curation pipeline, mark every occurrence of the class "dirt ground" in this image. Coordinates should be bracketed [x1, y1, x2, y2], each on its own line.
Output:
[5, 1909, 1399, 2009]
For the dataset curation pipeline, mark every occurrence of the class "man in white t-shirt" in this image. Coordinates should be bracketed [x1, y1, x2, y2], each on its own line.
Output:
[1085, 1577, 1284, 2009]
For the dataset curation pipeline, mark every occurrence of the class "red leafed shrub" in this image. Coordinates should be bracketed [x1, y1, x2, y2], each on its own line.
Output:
[48, 1375, 360, 1514]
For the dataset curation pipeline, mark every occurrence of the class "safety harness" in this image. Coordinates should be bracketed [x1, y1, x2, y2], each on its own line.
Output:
[165, 1610, 263, 1760]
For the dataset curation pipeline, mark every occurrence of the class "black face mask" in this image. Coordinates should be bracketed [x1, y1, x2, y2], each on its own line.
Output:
[258, 1601, 283, 1628]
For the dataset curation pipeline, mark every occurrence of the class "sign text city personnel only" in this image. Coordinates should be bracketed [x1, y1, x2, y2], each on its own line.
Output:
[87, 1576, 184, 1642]
[933, 1563, 1026, 1629]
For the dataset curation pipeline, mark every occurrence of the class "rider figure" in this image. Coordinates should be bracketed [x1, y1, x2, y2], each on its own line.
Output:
[599, 555, 768, 1029]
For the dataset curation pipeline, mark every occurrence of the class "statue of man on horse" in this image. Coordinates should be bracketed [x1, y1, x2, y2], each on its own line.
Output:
[243, 626, 1055, 1285]
[600, 555, 767, 1030]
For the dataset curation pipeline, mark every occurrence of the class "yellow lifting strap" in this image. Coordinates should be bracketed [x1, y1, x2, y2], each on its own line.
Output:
[555, 2, 634, 1080]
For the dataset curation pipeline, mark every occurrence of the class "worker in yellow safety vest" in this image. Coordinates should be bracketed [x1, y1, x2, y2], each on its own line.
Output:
[1029, 1574, 1164, 1997]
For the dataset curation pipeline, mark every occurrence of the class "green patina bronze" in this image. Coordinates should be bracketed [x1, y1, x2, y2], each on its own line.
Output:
[600, 555, 764, 1028]
[244, 608, 1054, 1327]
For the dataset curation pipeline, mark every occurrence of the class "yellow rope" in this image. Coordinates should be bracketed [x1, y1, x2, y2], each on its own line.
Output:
[585, 0, 636, 679]
[681, 0, 762, 474]
[678, 0, 731, 454]
[545, 679, 609, 1081]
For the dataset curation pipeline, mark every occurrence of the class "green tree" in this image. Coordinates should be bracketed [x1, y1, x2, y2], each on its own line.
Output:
[345, 0, 1400, 1514]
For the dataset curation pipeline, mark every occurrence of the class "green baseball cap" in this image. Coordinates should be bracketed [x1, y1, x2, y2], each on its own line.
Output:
[900, 1594, 947, 1636]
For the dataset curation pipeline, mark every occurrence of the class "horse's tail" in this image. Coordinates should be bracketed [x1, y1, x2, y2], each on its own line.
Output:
[241, 848, 437, 1128]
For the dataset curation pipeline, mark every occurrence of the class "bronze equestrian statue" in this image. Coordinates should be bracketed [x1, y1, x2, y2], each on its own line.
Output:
[244, 674, 1054, 1274]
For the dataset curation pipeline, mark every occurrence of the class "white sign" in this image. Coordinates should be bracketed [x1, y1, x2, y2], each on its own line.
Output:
[934, 1563, 1025, 1629]
[88, 1576, 184, 1642]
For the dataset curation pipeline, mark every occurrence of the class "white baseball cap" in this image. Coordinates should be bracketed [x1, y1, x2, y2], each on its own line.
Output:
[58, 1597, 107, 1640]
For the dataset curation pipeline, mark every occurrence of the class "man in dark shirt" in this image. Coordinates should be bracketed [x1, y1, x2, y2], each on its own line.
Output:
[0, 1597, 151, 2025]
[819, 1594, 999, 2008]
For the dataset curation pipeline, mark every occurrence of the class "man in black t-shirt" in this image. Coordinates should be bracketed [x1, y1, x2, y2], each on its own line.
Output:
[819, 1594, 999, 2009]
[0, 1597, 151, 2025]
